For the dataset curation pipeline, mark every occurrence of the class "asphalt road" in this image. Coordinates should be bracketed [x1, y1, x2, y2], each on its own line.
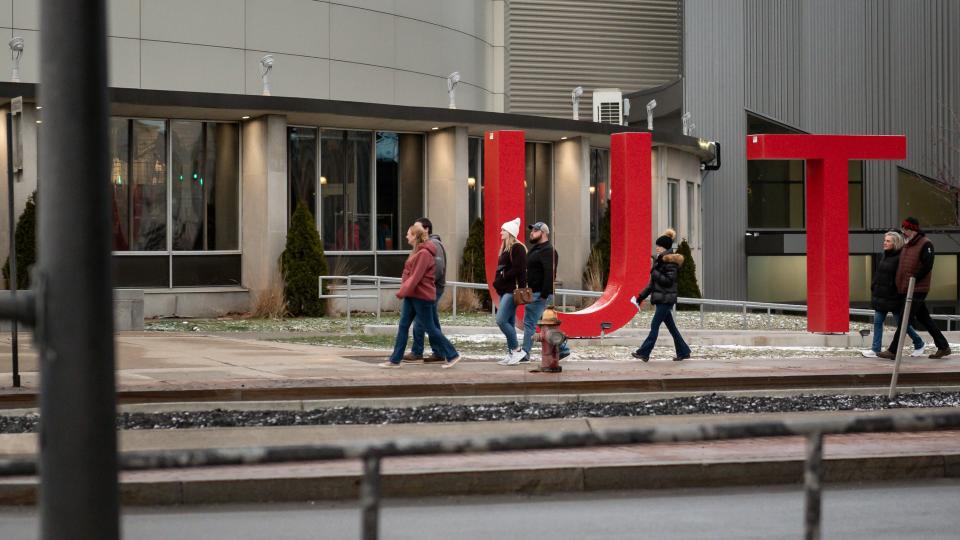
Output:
[1, 480, 958, 539]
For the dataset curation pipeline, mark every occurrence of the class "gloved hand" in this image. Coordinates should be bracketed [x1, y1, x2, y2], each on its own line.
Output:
[629, 296, 640, 310]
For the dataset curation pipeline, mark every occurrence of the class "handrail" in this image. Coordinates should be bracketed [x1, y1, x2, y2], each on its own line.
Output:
[319, 274, 960, 332]
[1, 408, 958, 539]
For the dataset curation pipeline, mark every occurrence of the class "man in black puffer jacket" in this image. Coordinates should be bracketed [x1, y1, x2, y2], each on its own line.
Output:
[631, 229, 691, 362]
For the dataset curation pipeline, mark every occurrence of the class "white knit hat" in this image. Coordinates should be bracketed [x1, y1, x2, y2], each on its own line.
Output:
[501, 217, 521, 239]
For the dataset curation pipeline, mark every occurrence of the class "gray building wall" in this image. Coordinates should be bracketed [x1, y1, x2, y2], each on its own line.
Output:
[685, 0, 960, 299]
[506, 0, 682, 118]
[0, 0, 500, 111]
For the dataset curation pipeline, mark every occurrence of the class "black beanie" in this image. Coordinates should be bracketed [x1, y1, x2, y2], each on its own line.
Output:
[655, 228, 676, 250]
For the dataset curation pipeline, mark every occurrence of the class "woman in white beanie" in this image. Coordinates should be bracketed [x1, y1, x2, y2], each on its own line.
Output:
[492, 217, 528, 364]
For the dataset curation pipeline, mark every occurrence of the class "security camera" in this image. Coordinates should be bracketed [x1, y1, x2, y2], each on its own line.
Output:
[622, 98, 631, 126]
[447, 72, 461, 109]
[681, 112, 692, 135]
[571, 86, 583, 120]
[259, 55, 274, 96]
[645, 99, 657, 131]
[9, 37, 24, 83]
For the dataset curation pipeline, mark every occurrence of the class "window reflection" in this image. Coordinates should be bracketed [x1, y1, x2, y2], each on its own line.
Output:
[376, 132, 424, 251]
[109, 118, 167, 251]
[321, 130, 372, 251]
[288, 126, 318, 221]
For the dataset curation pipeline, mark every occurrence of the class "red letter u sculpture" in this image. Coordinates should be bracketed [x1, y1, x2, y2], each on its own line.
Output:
[483, 131, 651, 338]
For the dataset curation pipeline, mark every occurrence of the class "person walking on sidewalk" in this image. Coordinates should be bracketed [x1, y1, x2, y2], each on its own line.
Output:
[631, 229, 691, 362]
[493, 217, 528, 365]
[861, 231, 926, 358]
[380, 222, 461, 369]
[503, 221, 571, 366]
[879, 217, 951, 359]
[403, 217, 447, 364]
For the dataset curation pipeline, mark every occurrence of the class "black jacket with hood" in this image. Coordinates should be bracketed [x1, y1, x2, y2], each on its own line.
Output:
[637, 252, 684, 305]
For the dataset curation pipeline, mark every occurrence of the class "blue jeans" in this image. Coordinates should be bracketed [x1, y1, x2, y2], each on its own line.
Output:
[495, 293, 519, 351]
[637, 303, 691, 358]
[389, 298, 458, 364]
[522, 292, 570, 356]
[411, 288, 443, 356]
[872, 310, 923, 352]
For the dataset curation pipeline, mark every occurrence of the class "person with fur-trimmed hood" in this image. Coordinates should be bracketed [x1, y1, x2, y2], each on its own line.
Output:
[631, 229, 691, 362]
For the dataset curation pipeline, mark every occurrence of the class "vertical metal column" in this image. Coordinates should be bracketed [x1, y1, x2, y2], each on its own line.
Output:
[5, 111, 20, 388]
[889, 277, 916, 399]
[804, 431, 824, 540]
[360, 455, 382, 540]
[37, 0, 118, 538]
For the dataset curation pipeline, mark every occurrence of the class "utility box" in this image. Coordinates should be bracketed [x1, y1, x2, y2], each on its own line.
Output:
[592, 88, 624, 125]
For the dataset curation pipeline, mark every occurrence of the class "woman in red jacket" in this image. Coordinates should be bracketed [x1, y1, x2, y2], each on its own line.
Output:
[380, 222, 461, 369]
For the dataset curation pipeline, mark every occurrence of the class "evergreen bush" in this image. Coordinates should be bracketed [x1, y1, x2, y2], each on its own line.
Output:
[3, 191, 37, 290]
[281, 202, 328, 316]
[582, 206, 611, 289]
[676, 239, 702, 310]
[459, 218, 489, 308]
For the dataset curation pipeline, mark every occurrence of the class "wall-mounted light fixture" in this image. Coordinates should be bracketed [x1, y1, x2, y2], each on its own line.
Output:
[467, 177, 476, 188]
[320, 176, 328, 185]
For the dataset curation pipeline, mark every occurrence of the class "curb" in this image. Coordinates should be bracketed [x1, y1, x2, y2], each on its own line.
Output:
[1, 454, 957, 506]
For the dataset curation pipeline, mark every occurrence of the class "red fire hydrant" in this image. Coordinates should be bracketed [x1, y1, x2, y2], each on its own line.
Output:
[531, 307, 566, 373]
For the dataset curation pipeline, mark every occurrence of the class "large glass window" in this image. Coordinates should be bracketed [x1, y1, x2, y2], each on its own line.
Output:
[524, 142, 552, 226]
[468, 137, 483, 226]
[321, 129, 372, 251]
[171, 121, 240, 251]
[376, 132, 424, 251]
[110, 117, 241, 288]
[288, 126, 318, 220]
[747, 113, 863, 229]
[747, 255, 873, 303]
[589, 148, 610, 244]
[110, 118, 167, 251]
[667, 179, 679, 231]
[686, 181, 696, 242]
[898, 167, 958, 228]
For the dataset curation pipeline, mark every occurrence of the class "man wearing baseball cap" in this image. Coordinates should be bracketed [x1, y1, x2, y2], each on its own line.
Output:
[503, 221, 571, 366]
[879, 217, 951, 359]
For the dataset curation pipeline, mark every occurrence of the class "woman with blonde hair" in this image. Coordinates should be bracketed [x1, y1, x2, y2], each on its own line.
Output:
[861, 230, 925, 358]
[380, 222, 461, 369]
[492, 218, 528, 364]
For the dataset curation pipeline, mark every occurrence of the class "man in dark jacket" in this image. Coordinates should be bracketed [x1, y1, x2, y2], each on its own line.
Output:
[404, 217, 447, 363]
[879, 217, 951, 359]
[505, 222, 571, 365]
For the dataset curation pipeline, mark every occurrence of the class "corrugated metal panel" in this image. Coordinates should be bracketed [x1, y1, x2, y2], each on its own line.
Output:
[686, 0, 960, 299]
[684, 0, 746, 299]
[507, 0, 682, 118]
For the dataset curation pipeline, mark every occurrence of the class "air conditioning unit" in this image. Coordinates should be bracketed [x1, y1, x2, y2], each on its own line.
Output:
[592, 88, 623, 125]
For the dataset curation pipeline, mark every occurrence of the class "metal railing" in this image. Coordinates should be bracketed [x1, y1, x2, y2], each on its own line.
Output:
[1, 408, 958, 539]
[319, 275, 960, 332]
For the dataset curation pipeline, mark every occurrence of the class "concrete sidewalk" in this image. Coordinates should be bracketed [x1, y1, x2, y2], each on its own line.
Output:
[1, 332, 960, 406]
[1, 409, 958, 505]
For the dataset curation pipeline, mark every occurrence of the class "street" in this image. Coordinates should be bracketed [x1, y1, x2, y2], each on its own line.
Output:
[1, 479, 958, 539]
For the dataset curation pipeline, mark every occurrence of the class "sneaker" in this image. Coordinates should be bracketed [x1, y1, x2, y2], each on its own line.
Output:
[378, 361, 402, 369]
[631, 351, 649, 362]
[929, 347, 952, 359]
[518, 353, 531, 363]
[503, 349, 526, 366]
[910, 344, 927, 357]
[673, 355, 690, 362]
[860, 349, 878, 358]
[441, 355, 462, 369]
[876, 350, 896, 360]
[401, 353, 424, 364]
[423, 353, 445, 364]
[497, 353, 513, 366]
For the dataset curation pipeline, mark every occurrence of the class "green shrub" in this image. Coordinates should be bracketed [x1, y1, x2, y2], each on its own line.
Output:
[582, 206, 611, 289]
[676, 239, 702, 309]
[281, 202, 328, 316]
[459, 217, 489, 308]
[2, 191, 37, 290]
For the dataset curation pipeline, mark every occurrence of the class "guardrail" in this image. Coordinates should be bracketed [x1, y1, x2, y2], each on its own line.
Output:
[1, 408, 958, 539]
[319, 275, 960, 333]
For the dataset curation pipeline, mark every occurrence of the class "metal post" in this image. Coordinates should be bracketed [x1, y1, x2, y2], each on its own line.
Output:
[804, 431, 824, 540]
[360, 454, 382, 540]
[37, 0, 118, 537]
[699, 303, 704, 329]
[889, 277, 915, 399]
[742, 303, 747, 328]
[375, 277, 381, 323]
[452, 284, 458, 318]
[346, 276, 352, 332]
[5, 111, 19, 388]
